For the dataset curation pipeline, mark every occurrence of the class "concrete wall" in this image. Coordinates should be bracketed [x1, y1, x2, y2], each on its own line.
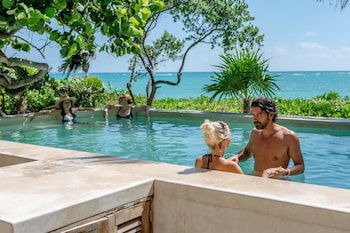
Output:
[153, 179, 350, 233]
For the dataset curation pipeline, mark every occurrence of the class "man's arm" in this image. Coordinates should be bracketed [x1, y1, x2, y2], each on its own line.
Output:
[262, 130, 304, 178]
[229, 148, 252, 162]
[286, 131, 305, 176]
[229, 131, 255, 162]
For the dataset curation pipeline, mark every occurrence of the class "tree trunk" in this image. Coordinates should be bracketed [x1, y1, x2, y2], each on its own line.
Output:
[16, 93, 27, 114]
[147, 81, 157, 107]
[242, 97, 251, 113]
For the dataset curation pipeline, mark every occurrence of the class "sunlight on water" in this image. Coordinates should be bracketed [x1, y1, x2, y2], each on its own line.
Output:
[0, 116, 349, 190]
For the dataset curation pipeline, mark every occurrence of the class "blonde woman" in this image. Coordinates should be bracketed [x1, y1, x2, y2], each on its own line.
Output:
[195, 119, 243, 174]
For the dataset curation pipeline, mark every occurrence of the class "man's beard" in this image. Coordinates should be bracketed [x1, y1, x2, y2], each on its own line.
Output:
[254, 119, 269, 129]
[254, 121, 265, 129]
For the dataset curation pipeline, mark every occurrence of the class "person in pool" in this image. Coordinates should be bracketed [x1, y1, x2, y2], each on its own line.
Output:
[103, 93, 150, 119]
[195, 119, 243, 174]
[229, 97, 305, 178]
[54, 94, 78, 124]
[28, 94, 89, 124]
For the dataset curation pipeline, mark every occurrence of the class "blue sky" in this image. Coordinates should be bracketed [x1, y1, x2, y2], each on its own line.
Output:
[9, 0, 350, 73]
[90, 0, 350, 72]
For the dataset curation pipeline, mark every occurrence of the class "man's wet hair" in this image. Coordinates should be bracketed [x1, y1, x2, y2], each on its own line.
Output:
[251, 97, 278, 122]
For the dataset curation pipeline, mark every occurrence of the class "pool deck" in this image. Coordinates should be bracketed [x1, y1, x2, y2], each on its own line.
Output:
[1, 110, 350, 232]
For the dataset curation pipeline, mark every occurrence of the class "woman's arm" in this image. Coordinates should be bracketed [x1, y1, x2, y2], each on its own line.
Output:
[27, 109, 61, 121]
[104, 104, 122, 117]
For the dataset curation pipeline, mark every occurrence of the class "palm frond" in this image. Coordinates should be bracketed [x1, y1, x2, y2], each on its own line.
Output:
[203, 48, 281, 113]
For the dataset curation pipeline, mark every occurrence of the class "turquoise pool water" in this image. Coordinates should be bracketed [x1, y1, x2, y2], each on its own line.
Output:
[1, 116, 349, 190]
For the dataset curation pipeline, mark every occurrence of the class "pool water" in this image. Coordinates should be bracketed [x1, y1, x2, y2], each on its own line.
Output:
[1, 116, 350, 190]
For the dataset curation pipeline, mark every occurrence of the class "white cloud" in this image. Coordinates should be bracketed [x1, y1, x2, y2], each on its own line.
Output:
[304, 31, 319, 37]
[341, 46, 350, 52]
[299, 42, 325, 50]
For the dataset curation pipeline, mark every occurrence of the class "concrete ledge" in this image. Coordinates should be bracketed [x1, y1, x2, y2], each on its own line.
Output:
[0, 141, 349, 232]
[2, 109, 350, 130]
[152, 109, 350, 130]
[0, 149, 154, 233]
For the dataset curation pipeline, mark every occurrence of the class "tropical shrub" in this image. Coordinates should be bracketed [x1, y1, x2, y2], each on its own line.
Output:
[203, 49, 280, 113]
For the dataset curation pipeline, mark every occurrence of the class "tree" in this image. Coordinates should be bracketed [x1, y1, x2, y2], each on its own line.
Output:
[203, 49, 280, 113]
[127, 0, 264, 106]
[0, 0, 164, 113]
[317, 0, 349, 9]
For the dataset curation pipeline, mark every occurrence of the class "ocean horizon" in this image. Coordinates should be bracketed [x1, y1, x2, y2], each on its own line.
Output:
[51, 70, 350, 99]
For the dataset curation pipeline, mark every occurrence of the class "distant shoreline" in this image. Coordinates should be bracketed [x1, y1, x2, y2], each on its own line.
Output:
[50, 71, 350, 99]
[50, 70, 350, 75]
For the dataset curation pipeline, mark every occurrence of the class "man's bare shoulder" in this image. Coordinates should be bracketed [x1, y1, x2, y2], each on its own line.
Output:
[278, 125, 299, 140]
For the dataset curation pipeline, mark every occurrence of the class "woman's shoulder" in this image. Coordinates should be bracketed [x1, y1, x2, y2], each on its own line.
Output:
[220, 159, 243, 173]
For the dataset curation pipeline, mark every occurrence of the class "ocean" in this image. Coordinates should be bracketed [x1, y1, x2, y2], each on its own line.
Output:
[51, 71, 350, 99]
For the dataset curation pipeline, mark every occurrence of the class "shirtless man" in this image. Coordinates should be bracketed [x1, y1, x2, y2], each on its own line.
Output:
[229, 97, 305, 178]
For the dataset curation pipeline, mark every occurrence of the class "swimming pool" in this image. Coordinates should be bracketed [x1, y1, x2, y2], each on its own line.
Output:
[1, 111, 350, 190]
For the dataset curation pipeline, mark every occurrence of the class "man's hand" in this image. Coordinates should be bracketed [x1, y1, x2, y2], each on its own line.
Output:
[262, 166, 288, 178]
[228, 154, 240, 163]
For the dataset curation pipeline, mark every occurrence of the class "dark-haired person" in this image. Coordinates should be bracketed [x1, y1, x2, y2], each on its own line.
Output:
[55, 94, 78, 124]
[229, 97, 305, 179]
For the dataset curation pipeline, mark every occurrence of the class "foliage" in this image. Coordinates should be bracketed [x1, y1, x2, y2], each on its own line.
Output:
[26, 88, 56, 112]
[150, 92, 350, 119]
[123, 92, 350, 119]
[317, 0, 349, 9]
[275, 92, 350, 118]
[203, 49, 280, 113]
[45, 75, 106, 107]
[151, 95, 242, 112]
[0, 0, 164, 102]
[1, 0, 164, 59]
[127, 0, 264, 106]
[2, 83, 350, 119]
[0, 75, 114, 114]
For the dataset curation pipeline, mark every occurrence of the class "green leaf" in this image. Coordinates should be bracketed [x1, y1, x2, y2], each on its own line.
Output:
[140, 8, 151, 19]
[53, 0, 67, 10]
[102, 24, 109, 34]
[150, 0, 165, 11]
[2, 0, 15, 9]
[28, 20, 45, 33]
[21, 43, 30, 52]
[84, 22, 93, 34]
[49, 30, 60, 41]
[45, 7, 57, 18]
[6, 8, 17, 15]
[28, 10, 42, 26]
[116, 8, 127, 17]
[15, 11, 28, 26]
[16, 11, 27, 20]
[129, 17, 140, 27]
[67, 43, 78, 58]
[76, 35, 86, 47]
[70, 13, 82, 23]
[18, 3, 29, 13]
